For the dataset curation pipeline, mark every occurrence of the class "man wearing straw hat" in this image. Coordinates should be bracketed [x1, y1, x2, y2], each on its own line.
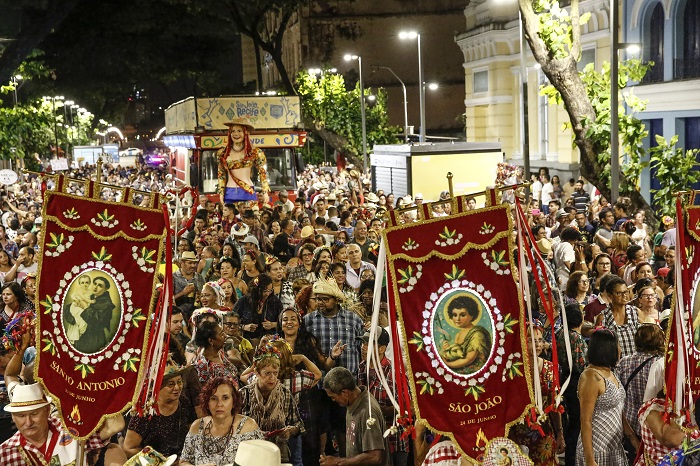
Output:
[0, 333, 125, 465]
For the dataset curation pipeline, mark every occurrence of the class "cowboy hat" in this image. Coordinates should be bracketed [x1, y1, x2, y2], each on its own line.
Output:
[180, 251, 198, 262]
[349, 169, 361, 179]
[232, 222, 250, 237]
[536, 238, 552, 256]
[300, 225, 315, 239]
[5, 383, 51, 413]
[223, 117, 255, 131]
[241, 236, 260, 248]
[365, 192, 379, 203]
[234, 439, 292, 466]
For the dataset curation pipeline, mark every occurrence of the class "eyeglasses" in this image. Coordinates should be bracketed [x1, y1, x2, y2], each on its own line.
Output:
[640, 294, 657, 299]
[301, 253, 313, 258]
[164, 379, 184, 389]
[612, 291, 628, 297]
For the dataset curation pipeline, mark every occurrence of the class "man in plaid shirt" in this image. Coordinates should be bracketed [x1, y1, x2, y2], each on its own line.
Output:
[357, 328, 408, 466]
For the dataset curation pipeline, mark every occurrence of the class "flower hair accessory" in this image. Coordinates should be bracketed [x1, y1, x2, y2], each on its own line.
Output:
[265, 255, 280, 266]
[269, 334, 293, 353]
[253, 342, 281, 364]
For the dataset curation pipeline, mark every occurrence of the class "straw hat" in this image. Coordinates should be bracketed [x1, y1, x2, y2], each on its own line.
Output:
[224, 117, 255, 131]
[365, 192, 379, 203]
[5, 383, 51, 413]
[235, 439, 292, 466]
[300, 225, 315, 239]
[312, 275, 346, 301]
[232, 223, 250, 237]
[180, 251, 198, 262]
[536, 238, 552, 256]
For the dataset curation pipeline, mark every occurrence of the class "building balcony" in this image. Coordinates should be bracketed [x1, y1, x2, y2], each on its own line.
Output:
[675, 58, 700, 80]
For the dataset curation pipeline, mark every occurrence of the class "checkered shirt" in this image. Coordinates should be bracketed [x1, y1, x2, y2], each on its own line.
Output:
[304, 308, 364, 375]
[422, 440, 462, 466]
[239, 382, 305, 434]
[0, 415, 107, 466]
[287, 264, 315, 283]
[358, 358, 408, 453]
[616, 352, 661, 435]
[250, 369, 316, 404]
[602, 304, 640, 358]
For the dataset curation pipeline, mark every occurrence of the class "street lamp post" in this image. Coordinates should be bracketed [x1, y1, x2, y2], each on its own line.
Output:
[610, 0, 620, 203]
[371, 65, 409, 143]
[519, 11, 531, 197]
[11, 75, 22, 107]
[344, 54, 368, 174]
[399, 31, 426, 142]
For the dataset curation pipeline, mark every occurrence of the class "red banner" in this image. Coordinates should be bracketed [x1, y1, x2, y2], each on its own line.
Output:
[383, 199, 533, 463]
[665, 196, 700, 420]
[36, 178, 168, 439]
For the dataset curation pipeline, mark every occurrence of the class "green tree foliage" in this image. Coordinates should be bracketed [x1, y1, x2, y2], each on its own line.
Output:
[296, 70, 400, 169]
[541, 59, 652, 195]
[649, 135, 700, 218]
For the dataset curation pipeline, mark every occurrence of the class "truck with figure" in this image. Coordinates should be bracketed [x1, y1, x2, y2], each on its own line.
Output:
[163, 96, 306, 202]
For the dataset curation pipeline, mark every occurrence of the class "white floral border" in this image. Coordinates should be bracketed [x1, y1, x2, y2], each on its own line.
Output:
[50, 262, 135, 364]
[420, 280, 508, 388]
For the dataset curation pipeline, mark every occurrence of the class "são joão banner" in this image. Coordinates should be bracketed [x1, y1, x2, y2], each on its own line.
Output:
[383, 201, 533, 463]
[35, 178, 167, 439]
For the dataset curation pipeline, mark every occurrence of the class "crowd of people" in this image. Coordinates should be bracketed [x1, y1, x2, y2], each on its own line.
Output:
[0, 156, 697, 466]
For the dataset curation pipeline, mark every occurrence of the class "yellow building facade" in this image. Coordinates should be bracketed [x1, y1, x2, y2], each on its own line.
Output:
[456, 0, 613, 176]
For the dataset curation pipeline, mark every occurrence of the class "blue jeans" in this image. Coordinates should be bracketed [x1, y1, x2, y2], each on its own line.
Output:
[224, 186, 257, 203]
[288, 435, 303, 466]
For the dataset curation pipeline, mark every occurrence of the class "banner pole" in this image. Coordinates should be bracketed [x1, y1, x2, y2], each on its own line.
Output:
[76, 440, 85, 466]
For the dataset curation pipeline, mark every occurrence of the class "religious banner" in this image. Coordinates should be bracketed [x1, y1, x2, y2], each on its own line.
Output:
[665, 194, 700, 420]
[383, 196, 533, 463]
[35, 176, 169, 439]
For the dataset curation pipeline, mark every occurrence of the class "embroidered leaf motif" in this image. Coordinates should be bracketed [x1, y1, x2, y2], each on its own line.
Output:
[42, 338, 57, 356]
[140, 247, 156, 265]
[409, 331, 425, 351]
[502, 314, 518, 334]
[97, 209, 115, 222]
[438, 226, 457, 240]
[40, 296, 53, 314]
[122, 356, 139, 372]
[63, 207, 80, 219]
[131, 219, 146, 230]
[444, 264, 465, 281]
[417, 379, 435, 395]
[464, 384, 485, 400]
[75, 363, 95, 379]
[47, 232, 65, 248]
[92, 246, 112, 262]
[490, 250, 508, 267]
[397, 265, 414, 284]
[131, 309, 147, 328]
[507, 360, 524, 379]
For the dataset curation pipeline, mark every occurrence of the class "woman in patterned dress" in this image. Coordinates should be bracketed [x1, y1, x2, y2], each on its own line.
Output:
[180, 377, 263, 466]
[508, 323, 564, 464]
[576, 329, 627, 465]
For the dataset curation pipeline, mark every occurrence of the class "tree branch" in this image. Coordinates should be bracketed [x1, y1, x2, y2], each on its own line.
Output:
[570, 0, 582, 61]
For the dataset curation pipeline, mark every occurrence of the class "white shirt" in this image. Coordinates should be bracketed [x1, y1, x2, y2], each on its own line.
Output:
[540, 182, 554, 205]
[553, 241, 575, 288]
[531, 180, 543, 202]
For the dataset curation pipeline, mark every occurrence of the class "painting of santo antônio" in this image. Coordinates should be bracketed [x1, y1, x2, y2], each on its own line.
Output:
[62, 271, 121, 354]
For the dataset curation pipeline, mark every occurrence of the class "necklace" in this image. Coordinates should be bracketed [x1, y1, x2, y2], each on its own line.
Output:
[201, 418, 234, 457]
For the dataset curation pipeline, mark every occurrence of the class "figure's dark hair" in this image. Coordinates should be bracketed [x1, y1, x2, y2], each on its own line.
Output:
[448, 295, 479, 320]
[588, 329, 619, 368]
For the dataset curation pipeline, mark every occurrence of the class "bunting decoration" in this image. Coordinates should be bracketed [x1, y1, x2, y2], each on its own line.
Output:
[383, 193, 533, 463]
[35, 175, 170, 439]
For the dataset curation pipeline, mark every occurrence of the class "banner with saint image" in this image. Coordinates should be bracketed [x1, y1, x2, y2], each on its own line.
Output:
[35, 176, 169, 439]
[383, 197, 533, 463]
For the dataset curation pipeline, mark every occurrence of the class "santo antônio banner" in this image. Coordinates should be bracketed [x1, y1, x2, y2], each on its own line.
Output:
[35, 177, 168, 439]
[383, 197, 533, 464]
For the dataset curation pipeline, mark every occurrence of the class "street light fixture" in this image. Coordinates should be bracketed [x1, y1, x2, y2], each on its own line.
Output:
[427, 82, 439, 91]
[10, 75, 22, 107]
[371, 65, 410, 143]
[399, 30, 426, 142]
[344, 53, 368, 174]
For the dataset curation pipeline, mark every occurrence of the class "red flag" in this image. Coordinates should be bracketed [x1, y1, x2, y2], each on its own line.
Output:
[383, 196, 533, 462]
[36, 176, 170, 439]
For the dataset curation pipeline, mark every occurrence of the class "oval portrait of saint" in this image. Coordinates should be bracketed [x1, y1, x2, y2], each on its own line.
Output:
[432, 289, 494, 376]
[61, 270, 122, 354]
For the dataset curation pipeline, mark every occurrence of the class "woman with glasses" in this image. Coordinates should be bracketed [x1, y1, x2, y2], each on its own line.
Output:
[123, 362, 197, 458]
[633, 262, 665, 302]
[565, 271, 592, 310]
[634, 283, 660, 324]
[589, 253, 613, 296]
[234, 273, 282, 346]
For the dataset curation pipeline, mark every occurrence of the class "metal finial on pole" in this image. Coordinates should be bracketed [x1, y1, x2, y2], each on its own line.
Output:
[96, 156, 103, 184]
[447, 172, 454, 198]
